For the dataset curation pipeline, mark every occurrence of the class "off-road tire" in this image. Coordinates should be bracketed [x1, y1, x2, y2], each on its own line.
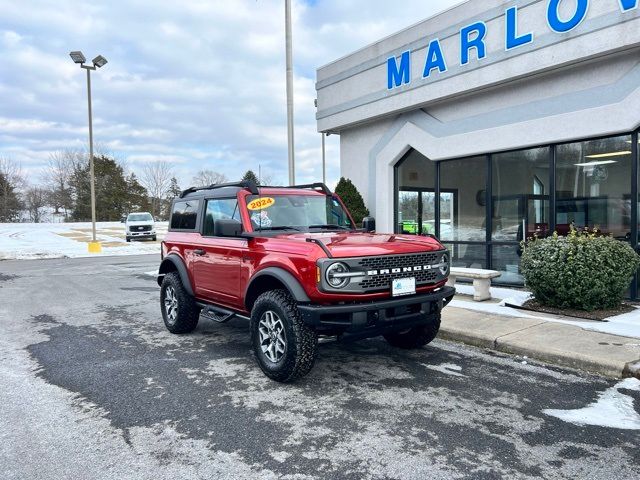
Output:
[160, 271, 200, 334]
[250, 289, 318, 382]
[126, 237, 131, 242]
[383, 314, 441, 349]
[152, 235, 157, 242]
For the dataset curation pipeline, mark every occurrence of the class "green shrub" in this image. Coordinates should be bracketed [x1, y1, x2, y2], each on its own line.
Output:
[521, 229, 640, 311]
[335, 177, 369, 227]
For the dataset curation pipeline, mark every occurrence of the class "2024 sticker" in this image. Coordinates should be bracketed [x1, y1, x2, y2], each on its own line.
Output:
[247, 197, 275, 211]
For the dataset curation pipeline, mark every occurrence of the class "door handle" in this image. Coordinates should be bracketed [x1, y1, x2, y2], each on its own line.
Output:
[194, 249, 206, 256]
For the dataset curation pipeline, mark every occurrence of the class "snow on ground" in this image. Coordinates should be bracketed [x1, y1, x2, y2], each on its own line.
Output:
[0, 222, 168, 260]
[544, 378, 640, 430]
[452, 284, 640, 339]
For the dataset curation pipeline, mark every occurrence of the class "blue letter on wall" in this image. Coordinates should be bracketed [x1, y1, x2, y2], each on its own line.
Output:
[387, 51, 411, 90]
[423, 39, 447, 78]
[547, 0, 589, 33]
[506, 6, 533, 50]
[460, 22, 487, 65]
[619, 0, 638, 11]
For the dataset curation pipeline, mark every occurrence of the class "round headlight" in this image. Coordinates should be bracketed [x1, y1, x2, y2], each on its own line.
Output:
[439, 254, 449, 276]
[325, 262, 350, 289]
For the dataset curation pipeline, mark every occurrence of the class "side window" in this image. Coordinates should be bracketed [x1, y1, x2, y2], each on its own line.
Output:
[170, 200, 200, 230]
[203, 198, 240, 236]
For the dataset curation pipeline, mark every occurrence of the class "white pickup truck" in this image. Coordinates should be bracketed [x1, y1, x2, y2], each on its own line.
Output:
[125, 212, 156, 242]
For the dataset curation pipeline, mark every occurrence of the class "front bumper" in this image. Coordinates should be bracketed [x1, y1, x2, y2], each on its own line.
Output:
[298, 286, 455, 339]
[127, 231, 156, 237]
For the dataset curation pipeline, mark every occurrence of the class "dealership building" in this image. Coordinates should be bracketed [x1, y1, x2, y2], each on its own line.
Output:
[316, 0, 640, 294]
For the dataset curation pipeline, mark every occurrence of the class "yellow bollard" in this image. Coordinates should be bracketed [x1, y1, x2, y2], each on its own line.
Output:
[88, 241, 102, 254]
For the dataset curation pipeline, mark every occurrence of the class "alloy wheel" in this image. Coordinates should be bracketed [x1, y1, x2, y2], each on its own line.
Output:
[164, 286, 178, 325]
[258, 310, 286, 363]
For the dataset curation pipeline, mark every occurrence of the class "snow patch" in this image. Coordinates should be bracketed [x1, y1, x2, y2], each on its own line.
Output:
[543, 378, 640, 430]
[422, 362, 465, 377]
[0, 221, 167, 260]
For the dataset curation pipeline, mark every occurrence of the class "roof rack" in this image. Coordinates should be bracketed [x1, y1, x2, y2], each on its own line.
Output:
[260, 183, 333, 195]
[180, 180, 259, 198]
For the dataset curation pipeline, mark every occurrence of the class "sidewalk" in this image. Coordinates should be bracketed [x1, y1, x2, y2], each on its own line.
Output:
[441, 298, 640, 379]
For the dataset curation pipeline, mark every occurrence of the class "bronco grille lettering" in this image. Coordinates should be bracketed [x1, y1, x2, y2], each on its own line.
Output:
[366, 264, 435, 276]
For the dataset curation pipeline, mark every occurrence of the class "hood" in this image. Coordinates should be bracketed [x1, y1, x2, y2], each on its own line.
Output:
[274, 231, 444, 258]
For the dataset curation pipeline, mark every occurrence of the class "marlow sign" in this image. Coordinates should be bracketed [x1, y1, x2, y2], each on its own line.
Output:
[388, 0, 639, 90]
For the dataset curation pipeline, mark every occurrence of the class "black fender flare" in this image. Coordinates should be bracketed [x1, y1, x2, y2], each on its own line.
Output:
[158, 255, 194, 297]
[245, 267, 311, 307]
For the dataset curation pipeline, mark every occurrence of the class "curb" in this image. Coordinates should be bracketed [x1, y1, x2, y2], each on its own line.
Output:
[440, 323, 640, 379]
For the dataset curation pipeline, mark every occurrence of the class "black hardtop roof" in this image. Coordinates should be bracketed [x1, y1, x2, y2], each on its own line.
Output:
[178, 181, 332, 200]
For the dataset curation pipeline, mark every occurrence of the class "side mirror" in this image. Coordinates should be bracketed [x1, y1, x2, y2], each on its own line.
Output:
[362, 217, 376, 232]
[214, 219, 243, 237]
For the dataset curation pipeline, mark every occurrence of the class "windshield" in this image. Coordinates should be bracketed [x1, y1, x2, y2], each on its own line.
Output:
[246, 195, 353, 231]
[128, 213, 153, 222]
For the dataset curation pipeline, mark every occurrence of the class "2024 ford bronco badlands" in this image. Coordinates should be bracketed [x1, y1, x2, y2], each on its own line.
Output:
[158, 181, 455, 382]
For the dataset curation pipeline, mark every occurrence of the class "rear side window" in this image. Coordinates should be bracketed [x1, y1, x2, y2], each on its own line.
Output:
[170, 200, 200, 230]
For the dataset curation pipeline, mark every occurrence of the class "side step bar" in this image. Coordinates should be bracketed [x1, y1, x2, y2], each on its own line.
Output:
[196, 302, 249, 323]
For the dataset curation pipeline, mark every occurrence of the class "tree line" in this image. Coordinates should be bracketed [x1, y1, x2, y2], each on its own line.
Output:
[0, 149, 272, 223]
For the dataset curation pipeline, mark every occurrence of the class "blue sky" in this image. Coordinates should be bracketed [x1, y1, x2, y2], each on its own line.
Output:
[0, 0, 460, 189]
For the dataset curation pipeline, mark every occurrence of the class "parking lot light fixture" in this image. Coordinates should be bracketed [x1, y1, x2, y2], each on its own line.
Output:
[69, 51, 108, 254]
[92, 55, 108, 68]
[69, 51, 86, 64]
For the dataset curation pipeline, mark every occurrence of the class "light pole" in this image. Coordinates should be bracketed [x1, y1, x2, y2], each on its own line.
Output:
[285, 0, 295, 185]
[321, 133, 326, 184]
[69, 51, 107, 253]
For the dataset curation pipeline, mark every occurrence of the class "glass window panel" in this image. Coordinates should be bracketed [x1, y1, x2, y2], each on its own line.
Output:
[439, 156, 486, 241]
[396, 149, 435, 235]
[204, 198, 240, 236]
[444, 243, 486, 269]
[556, 135, 632, 240]
[492, 147, 551, 242]
[170, 200, 200, 230]
[491, 245, 523, 285]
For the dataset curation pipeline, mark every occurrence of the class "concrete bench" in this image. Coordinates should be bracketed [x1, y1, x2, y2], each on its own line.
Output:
[446, 267, 502, 302]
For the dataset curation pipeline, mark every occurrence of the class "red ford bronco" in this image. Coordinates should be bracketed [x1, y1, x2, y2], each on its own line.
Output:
[158, 181, 455, 382]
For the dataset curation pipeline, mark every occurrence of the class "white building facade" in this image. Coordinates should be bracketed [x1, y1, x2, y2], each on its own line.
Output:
[316, 0, 640, 291]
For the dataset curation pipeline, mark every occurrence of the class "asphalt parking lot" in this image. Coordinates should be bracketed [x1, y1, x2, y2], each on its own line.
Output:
[1, 255, 639, 480]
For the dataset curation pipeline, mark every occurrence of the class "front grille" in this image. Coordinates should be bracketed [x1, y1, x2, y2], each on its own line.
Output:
[357, 252, 438, 271]
[360, 268, 438, 290]
[130, 225, 152, 232]
[319, 251, 447, 294]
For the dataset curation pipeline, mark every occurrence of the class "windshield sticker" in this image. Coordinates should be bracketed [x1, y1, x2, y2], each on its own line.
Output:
[247, 197, 275, 211]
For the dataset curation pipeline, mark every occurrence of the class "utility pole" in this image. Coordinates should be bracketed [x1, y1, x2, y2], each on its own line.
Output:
[285, 0, 295, 185]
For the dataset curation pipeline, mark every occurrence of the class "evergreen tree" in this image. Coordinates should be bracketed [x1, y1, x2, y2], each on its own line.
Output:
[335, 177, 370, 227]
[162, 177, 182, 219]
[70, 155, 149, 221]
[242, 170, 260, 186]
[125, 172, 150, 214]
[0, 171, 21, 222]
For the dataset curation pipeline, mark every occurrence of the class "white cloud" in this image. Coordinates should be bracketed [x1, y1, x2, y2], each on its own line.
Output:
[0, 0, 460, 189]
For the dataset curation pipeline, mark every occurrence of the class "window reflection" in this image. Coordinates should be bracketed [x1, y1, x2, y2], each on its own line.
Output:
[440, 156, 486, 241]
[492, 147, 551, 242]
[556, 135, 632, 240]
[444, 243, 486, 269]
[396, 150, 435, 235]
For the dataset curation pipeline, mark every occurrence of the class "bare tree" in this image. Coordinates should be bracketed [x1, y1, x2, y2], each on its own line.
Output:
[24, 186, 48, 223]
[191, 170, 228, 188]
[140, 160, 174, 218]
[0, 156, 25, 222]
[43, 149, 76, 218]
